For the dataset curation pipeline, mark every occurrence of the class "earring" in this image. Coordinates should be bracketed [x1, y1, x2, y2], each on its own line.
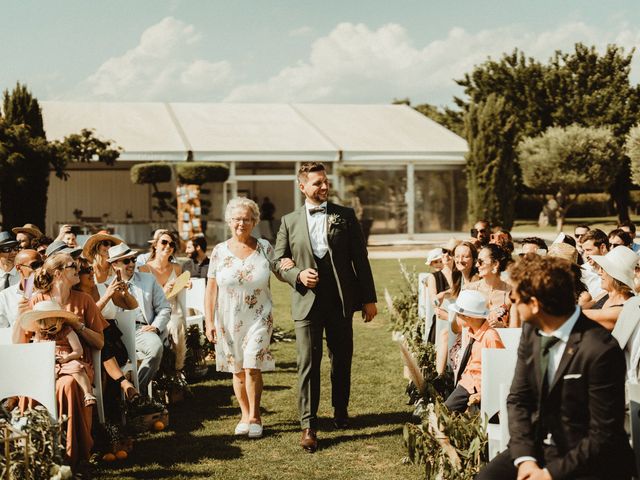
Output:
[492, 268, 497, 274]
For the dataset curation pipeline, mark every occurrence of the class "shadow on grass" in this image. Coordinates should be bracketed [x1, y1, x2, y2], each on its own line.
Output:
[320, 426, 404, 450]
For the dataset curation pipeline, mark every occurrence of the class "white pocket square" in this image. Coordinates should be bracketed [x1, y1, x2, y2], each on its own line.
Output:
[563, 374, 582, 380]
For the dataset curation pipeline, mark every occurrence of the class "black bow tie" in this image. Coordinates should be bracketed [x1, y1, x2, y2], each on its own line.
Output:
[309, 206, 326, 215]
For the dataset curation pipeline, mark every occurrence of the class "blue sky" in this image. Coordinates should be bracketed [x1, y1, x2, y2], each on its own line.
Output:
[2, 0, 639, 106]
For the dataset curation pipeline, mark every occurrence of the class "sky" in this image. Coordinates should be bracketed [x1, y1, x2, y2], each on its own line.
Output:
[2, 0, 640, 107]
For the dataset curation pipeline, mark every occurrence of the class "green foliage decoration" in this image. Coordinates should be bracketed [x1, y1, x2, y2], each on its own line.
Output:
[130, 162, 172, 185]
[626, 124, 640, 186]
[385, 261, 422, 343]
[175, 162, 229, 185]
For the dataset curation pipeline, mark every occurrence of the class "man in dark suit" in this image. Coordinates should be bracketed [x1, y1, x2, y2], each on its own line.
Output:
[274, 162, 377, 453]
[477, 255, 635, 480]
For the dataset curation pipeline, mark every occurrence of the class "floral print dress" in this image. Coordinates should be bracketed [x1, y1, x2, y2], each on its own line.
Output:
[207, 238, 276, 373]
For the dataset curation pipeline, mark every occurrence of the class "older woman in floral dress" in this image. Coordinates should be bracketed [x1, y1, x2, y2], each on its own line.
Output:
[204, 197, 292, 439]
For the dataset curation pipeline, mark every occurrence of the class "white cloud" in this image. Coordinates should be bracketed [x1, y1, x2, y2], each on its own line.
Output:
[225, 21, 640, 105]
[81, 17, 233, 101]
[289, 26, 313, 37]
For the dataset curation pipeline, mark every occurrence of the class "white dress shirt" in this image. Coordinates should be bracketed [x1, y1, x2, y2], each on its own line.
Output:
[0, 268, 19, 292]
[305, 201, 329, 258]
[0, 283, 22, 327]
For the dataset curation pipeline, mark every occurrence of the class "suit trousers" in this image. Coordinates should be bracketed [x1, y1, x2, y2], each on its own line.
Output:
[295, 254, 354, 430]
[476, 449, 607, 480]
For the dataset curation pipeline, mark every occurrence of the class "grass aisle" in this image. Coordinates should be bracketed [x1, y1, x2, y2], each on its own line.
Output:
[96, 258, 425, 480]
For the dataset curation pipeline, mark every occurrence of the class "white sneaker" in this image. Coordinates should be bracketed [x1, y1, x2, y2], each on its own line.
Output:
[234, 422, 250, 435]
[248, 423, 263, 438]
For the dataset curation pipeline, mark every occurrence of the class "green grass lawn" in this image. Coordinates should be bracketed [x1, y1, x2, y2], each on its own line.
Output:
[95, 258, 426, 480]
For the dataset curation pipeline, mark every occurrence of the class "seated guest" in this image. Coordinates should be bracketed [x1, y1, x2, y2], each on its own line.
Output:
[477, 254, 635, 480]
[547, 243, 591, 307]
[63, 231, 78, 248]
[425, 246, 454, 343]
[82, 232, 122, 283]
[579, 229, 609, 299]
[73, 257, 140, 404]
[31, 235, 54, 257]
[471, 220, 491, 247]
[519, 237, 547, 256]
[608, 228, 633, 249]
[574, 223, 590, 245]
[12, 223, 43, 250]
[136, 229, 179, 268]
[45, 240, 82, 259]
[443, 290, 504, 413]
[583, 246, 636, 330]
[15, 253, 108, 472]
[108, 243, 171, 396]
[619, 220, 640, 254]
[184, 235, 210, 280]
[490, 227, 515, 256]
[467, 244, 515, 327]
[0, 249, 42, 327]
[0, 233, 21, 293]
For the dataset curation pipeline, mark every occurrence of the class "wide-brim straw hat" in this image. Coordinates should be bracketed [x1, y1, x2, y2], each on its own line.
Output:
[82, 233, 122, 261]
[107, 243, 138, 263]
[547, 243, 578, 264]
[591, 246, 638, 290]
[19, 300, 78, 332]
[447, 290, 489, 319]
[12, 223, 43, 239]
[425, 248, 444, 265]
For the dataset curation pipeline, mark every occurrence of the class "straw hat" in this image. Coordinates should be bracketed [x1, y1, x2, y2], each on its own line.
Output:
[425, 248, 444, 265]
[19, 300, 78, 332]
[591, 246, 638, 290]
[447, 290, 489, 318]
[12, 223, 43, 239]
[547, 243, 578, 264]
[107, 243, 138, 263]
[82, 233, 122, 261]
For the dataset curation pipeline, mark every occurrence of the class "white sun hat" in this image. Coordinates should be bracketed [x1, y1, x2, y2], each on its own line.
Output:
[107, 243, 138, 263]
[19, 300, 78, 332]
[425, 248, 444, 265]
[447, 290, 489, 318]
[590, 245, 638, 290]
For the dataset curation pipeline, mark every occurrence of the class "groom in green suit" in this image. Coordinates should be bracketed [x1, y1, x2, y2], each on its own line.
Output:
[274, 162, 378, 453]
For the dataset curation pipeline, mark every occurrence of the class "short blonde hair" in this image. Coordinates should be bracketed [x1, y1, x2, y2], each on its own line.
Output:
[225, 197, 260, 224]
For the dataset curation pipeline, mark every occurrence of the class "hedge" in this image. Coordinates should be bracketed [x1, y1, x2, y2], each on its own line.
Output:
[175, 162, 229, 185]
[130, 163, 172, 184]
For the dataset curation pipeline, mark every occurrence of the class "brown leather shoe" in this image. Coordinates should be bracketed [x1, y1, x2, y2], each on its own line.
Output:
[300, 428, 318, 453]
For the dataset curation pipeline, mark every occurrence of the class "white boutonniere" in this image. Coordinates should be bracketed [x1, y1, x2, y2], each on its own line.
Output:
[327, 213, 342, 226]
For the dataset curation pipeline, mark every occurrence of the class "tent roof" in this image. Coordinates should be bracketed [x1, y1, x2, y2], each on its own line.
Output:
[41, 101, 467, 163]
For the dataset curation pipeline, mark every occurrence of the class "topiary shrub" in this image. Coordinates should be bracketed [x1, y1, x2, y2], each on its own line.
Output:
[175, 162, 229, 185]
[130, 163, 172, 184]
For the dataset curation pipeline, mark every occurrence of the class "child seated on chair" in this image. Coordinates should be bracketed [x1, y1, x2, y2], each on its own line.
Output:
[444, 290, 504, 413]
[20, 300, 97, 407]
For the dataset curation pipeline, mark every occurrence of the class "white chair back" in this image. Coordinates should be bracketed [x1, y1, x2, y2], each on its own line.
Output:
[0, 327, 13, 344]
[91, 349, 105, 424]
[481, 348, 518, 426]
[627, 382, 640, 476]
[115, 310, 140, 392]
[496, 328, 522, 350]
[499, 383, 510, 452]
[0, 342, 57, 419]
[186, 278, 206, 315]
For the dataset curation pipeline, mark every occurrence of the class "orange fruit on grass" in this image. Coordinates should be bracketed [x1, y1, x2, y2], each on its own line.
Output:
[153, 420, 165, 431]
[102, 453, 116, 462]
[115, 450, 128, 460]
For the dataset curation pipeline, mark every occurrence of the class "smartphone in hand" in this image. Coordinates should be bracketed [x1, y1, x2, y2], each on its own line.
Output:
[116, 270, 122, 282]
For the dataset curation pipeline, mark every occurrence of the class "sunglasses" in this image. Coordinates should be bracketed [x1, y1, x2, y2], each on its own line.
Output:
[610, 243, 624, 249]
[17, 260, 43, 270]
[100, 240, 114, 247]
[0, 245, 19, 253]
[120, 257, 137, 265]
[39, 324, 60, 334]
[470, 228, 488, 237]
[159, 239, 176, 249]
[79, 266, 94, 275]
[64, 262, 78, 271]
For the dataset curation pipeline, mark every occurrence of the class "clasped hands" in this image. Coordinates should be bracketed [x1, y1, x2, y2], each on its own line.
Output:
[517, 461, 552, 480]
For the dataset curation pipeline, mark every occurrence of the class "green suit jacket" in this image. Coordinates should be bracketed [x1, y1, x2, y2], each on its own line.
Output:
[274, 202, 377, 321]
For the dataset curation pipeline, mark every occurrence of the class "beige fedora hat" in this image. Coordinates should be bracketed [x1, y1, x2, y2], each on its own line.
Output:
[547, 243, 578, 264]
[12, 223, 43, 239]
[82, 233, 122, 261]
[19, 300, 78, 332]
[107, 243, 138, 263]
[591, 245, 638, 290]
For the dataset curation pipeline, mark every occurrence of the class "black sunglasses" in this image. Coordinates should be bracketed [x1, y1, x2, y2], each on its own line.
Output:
[160, 239, 176, 249]
[17, 260, 43, 270]
[0, 245, 19, 253]
[79, 266, 94, 275]
[120, 257, 137, 265]
[470, 228, 488, 237]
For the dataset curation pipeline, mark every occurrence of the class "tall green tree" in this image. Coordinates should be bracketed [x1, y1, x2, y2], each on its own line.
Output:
[518, 124, 621, 231]
[457, 43, 640, 221]
[465, 94, 517, 228]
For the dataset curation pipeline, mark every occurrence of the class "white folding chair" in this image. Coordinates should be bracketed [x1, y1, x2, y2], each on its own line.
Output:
[0, 327, 13, 344]
[186, 278, 206, 332]
[627, 382, 640, 477]
[499, 383, 510, 452]
[0, 342, 57, 420]
[496, 328, 522, 351]
[115, 310, 140, 393]
[91, 349, 105, 424]
[481, 348, 518, 460]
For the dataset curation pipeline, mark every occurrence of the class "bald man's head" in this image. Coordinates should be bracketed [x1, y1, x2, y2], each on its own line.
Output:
[14, 249, 43, 280]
